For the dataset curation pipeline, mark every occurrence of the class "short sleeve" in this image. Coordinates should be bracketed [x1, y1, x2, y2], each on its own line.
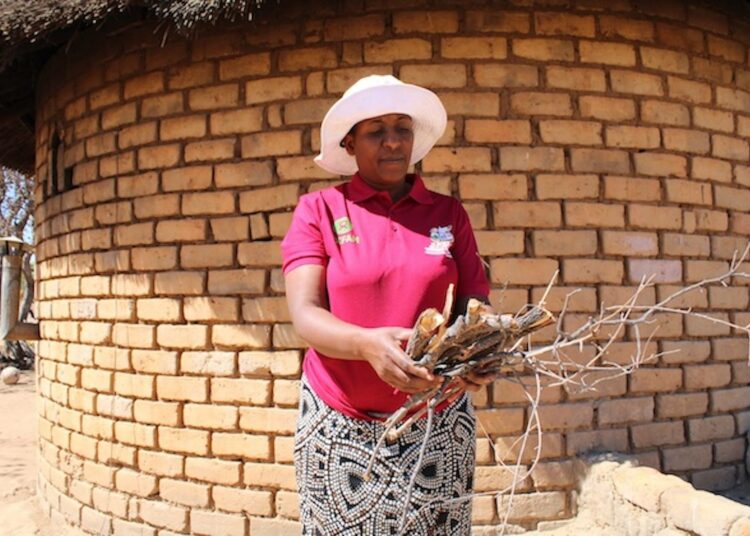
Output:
[450, 200, 490, 298]
[281, 194, 328, 275]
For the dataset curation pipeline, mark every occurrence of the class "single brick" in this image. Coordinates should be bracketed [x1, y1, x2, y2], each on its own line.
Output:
[218, 52, 270, 80]
[665, 179, 712, 206]
[711, 386, 750, 412]
[566, 202, 625, 228]
[579, 40, 636, 66]
[399, 64, 467, 89]
[634, 153, 686, 177]
[394, 10, 458, 34]
[630, 368, 683, 393]
[663, 128, 709, 154]
[579, 96, 636, 121]
[713, 135, 750, 161]
[657, 392, 709, 418]
[631, 421, 685, 448]
[539, 120, 602, 145]
[628, 204, 681, 230]
[716, 87, 750, 112]
[189, 84, 239, 110]
[155, 219, 207, 243]
[667, 76, 711, 105]
[465, 120, 531, 143]
[512, 38, 574, 61]
[641, 46, 690, 74]
[663, 233, 710, 256]
[160, 478, 210, 508]
[422, 147, 492, 173]
[458, 174, 527, 200]
[688, 415, 735, 442]
[500, 147, 564, 171]
[490, 258, 559, 286]
[563, 259, 624, 284]
[212, 486, 274, 516]
[694, 107, 734, 133]
[441, 37, 507, 59]
[474, 64, 538, 88]
[598, 397, 654, 425]
[184, 404, 238, 431]
[533, 230, 597, 256]
[571, 149, 630, 174]
[138, 449, 184, 477]
[684, 364, 732, 389]
[190, 509, 246, 536]
[601, 231, 658, 257]
[604, 176, 661, 201]
[133, 399, 180, 426]
[137, 499, 189, 532]
[493, 201, 561, 228]
[663, 444, 712, 471]
[510, 92, 572, 116]
[600, 15, 655, 41]
[642, 101, 689, 126]
[214, 161, 273, 189]
[536, 174, 598, 199]
[628, 259, 682, 283]
[159, 114, 206, 141]
[546, 66, 606, 92]
[611, 70, 663, 96]
[158, 426, 210, 456]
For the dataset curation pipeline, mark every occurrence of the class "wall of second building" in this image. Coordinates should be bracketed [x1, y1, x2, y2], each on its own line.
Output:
[32, 0, 750, 533]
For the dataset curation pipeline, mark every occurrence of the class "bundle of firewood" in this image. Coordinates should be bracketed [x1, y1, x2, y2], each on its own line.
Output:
[383, 285, 556, 441]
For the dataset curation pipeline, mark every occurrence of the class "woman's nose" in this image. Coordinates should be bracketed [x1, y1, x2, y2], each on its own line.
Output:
[383, 129, 401, 149]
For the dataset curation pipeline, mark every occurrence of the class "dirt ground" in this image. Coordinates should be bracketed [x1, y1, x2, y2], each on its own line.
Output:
[0, 369, 746, 536]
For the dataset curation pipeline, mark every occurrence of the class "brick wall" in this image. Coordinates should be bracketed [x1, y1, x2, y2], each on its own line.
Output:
[32, 0, 750, 533]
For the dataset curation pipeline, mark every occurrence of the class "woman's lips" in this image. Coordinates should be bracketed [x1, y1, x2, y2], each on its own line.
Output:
[380, 156, 406, 164]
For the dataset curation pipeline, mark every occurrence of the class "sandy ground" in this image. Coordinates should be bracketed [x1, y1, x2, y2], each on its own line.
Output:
[0, 370, 79, 536]
[0, 370, 47, 536]
[0, 369, 746, 536]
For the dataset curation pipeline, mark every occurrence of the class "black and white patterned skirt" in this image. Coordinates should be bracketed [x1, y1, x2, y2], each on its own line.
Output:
[294, 377, 476, 535]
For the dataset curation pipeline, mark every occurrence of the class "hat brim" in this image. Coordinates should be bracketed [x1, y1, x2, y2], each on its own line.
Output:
[314, 83, 447, 176]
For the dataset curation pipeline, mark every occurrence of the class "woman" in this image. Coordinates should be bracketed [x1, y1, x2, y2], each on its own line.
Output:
[282, 75, 492, 535]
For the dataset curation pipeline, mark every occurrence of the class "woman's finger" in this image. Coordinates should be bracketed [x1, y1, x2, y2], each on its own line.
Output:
[384, 365, 412, 391]
[466, 371, 497, 385]
[455, 377, 482, 392]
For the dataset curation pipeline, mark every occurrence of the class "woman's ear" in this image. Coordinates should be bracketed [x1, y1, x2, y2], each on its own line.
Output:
[343, 133, 356, 156]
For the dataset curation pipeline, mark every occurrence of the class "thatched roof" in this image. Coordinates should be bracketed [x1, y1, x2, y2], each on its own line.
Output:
[0, 0, 749, 175]
[0, 0, 272, 174]
[0, 1, 270, 53]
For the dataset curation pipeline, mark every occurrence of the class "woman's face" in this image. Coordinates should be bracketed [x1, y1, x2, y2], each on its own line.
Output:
[343, 113, 414, 192]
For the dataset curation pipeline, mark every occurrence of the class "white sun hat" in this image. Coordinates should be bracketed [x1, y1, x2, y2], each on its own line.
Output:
[314, 74, 447, 176]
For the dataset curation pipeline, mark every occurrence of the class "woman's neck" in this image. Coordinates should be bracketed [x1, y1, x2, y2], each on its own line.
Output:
[359, 174, 412, 202]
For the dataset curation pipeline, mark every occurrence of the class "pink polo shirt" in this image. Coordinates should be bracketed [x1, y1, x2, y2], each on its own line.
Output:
[281, 173, 490, 420]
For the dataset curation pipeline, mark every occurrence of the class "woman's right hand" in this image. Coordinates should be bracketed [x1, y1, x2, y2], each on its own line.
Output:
[356, 327, 441, 394]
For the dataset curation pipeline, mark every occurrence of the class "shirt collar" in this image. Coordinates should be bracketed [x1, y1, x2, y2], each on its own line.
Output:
[347, 173, 435, 205]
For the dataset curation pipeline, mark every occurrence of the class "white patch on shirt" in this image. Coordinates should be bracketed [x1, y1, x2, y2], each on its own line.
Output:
[425, 225, 454, 258]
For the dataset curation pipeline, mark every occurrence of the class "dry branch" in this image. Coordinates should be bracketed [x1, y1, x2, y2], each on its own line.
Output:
[370, 244, 750, 535]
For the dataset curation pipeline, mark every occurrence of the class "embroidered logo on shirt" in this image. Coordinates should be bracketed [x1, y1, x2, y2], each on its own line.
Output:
[425, 225, 454, 257]
[334, 216, 360, 244]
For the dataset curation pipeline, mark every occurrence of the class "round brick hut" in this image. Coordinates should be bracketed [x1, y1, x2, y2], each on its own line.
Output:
[0, 0, 748, 533]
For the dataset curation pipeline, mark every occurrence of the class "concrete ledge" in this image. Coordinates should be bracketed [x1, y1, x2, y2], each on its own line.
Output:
[576, 457, 750, 536]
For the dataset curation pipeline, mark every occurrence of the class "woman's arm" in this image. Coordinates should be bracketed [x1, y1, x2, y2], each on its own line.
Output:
[284, 264, 439, 394]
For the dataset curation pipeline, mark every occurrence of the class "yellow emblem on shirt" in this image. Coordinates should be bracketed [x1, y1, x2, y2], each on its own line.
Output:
[334, 217, 360, 244]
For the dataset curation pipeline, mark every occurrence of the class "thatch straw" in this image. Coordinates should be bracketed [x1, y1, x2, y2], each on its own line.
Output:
[0, 1, 269, 47]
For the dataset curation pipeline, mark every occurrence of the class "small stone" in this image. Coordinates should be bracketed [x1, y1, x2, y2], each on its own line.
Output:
[1, 366, 20, 385]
